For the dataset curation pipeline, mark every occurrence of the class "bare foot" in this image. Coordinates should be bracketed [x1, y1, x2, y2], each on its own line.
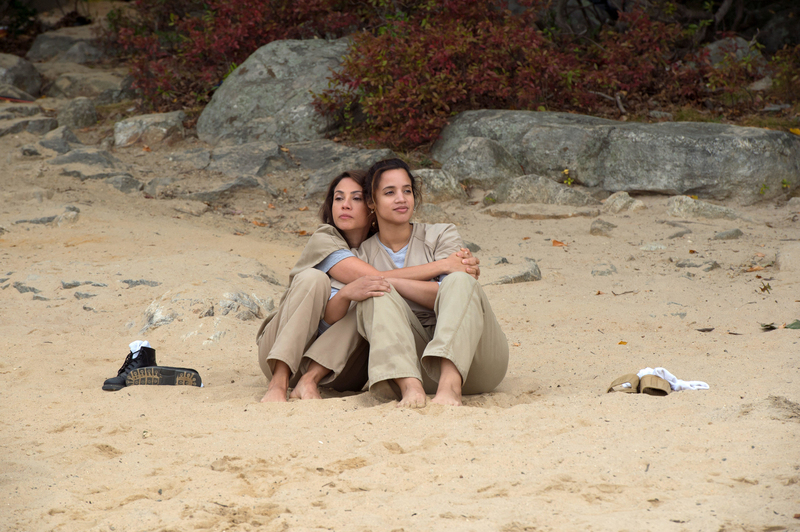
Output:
[289, 375, 322, 400]
[260, 382, 288, 403]
[395, 377, 427, 408]
[431, 358, 463, 406]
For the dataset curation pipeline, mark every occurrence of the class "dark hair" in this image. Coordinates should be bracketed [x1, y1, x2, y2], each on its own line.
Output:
[319, 170, 376, 238]
[364, 158, 422, 208]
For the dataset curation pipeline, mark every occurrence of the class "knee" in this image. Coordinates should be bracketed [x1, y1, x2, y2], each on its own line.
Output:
[292, 268, 330, 293]
[442, 271, 476, 290]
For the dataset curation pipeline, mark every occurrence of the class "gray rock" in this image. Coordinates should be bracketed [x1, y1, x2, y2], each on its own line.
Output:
[602, 191, 646, 214]
[414, 169, 466, 203]
[13, 282, 40, 294]
[58, 97, 97, 129]
[206, 141, 285, 177]
[0, 102, 40, 118]
[703, 37, 767, 74]
[590, 219, 617, 237]
[144, 177, 177, 198]
[236, 309, 259, 321]
[14, 215, 57, 225]
[114, 111, 186, 147]
[184, 176, 267, 203]
[167, 148, 211, 170]
[33, 295, 50, 301]
[440, 137, 523, 188]
[483, 203, 600, 220]
[43, 126, 81, 144]
[55, 211, 79, 226]
[197, 39, 350, 146]
[0, 83, 36, 102]
[414, 203, 449, 223]
[55, 41, 104, 64]
[223, 291, 263, 318]
[105, 175, 144, 194]
[25, 117, 58, 135]
[487, 174, 598, 207]
[667, 195, 742, 220]
[74, 292, 96, 300]
[648, 110, 673, 120]
[432, 110, 800, 205]
[640, 242, 666, 251]
[39, 137, 71, 154]
[464, 241, 481, 253]
[140, 301, 177, 333]
[44, 71, 127, 101]
[61, 280, 85, 289]
[713, 228, 743, 240]
[591, 262, 617, 276]
[172, 201, 210, 217]
[0, 54, 42, 96]
[302, 142, 396, 197]
[251, 294, 275, 314]
[775, 242, 800, 273]
[787, 197, 800, 210]
[122, 279, 161, 288]
[668, 229, 692, 239]
[21, 145, 40, 156]
[48, 148, 130, 181]
[26, 26, 97, 62]
[493, 259, 542, 284]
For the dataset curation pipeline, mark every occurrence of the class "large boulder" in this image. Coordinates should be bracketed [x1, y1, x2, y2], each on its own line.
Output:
[486, 174, 599, 206]
[440, 136, 524, 188]
[114, 111, 186, 147]
[197, 39, 350, 146]
[26, 26, 97, 62]
[432, 110, 800, 205]
[0, 54, 42, 97]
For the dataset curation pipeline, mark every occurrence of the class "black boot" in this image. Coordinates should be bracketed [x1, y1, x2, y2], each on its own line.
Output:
[102, 346, 157, 391]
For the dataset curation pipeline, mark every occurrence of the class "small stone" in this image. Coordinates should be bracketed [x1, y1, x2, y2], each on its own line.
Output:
[21, 145, 40, 156]
[464, 241, 481, 253]
[13, 282, 40, 294]
[703, 261, 721, 272]
[74, 292, 96, 300]
[61, 280, 83, 289]
[590, 219, 617, 237]
[14, 215, 57, 225]
[199, 306, 214, 318]
[122, 279, 161, 288]
[235, 309, 259, 321]
[591, 263, 617, 276]
[713, 228, 743, 240]
[33, 294, 49, 301]
[492, 259, 542, 284]
[495, 257, 509, 265]
[55, 211, 79, 226]
[640, 242, 666, 251]
[668, 229, 692, 239]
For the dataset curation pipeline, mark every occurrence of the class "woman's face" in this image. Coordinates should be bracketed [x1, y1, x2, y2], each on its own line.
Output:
[371, 168, 414, 227]
[331, 177, 370, 234]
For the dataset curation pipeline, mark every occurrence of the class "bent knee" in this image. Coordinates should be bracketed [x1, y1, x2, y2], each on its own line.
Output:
[292, 268, 330, 291]
[442, 271, 477, 289]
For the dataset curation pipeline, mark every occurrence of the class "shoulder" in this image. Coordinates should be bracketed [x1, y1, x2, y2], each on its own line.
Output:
[413, 223, 461, 249]
[308, 224, 348, 248]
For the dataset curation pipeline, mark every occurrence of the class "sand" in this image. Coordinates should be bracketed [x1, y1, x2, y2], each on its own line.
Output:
[2, 129, 799, 532]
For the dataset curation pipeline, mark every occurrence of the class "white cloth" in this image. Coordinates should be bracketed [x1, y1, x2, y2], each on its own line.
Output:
[129, 340, 152, 359]
[636, 367, 709, 391]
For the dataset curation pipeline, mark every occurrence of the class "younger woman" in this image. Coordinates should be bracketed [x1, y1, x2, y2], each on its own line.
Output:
[355, 159, 509, 407]
[256, 170, 480, 402]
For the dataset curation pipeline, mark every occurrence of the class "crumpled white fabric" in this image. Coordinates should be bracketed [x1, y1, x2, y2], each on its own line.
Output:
[622, 366, 709, 391]
[129, 340, 152, 359]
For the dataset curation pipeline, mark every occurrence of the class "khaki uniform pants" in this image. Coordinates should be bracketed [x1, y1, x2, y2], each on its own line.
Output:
[357, 272, 508, 398]
[256, 269, 368, 392]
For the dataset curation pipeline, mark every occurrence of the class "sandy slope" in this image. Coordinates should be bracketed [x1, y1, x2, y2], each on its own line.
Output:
[1, 130, 799, 532]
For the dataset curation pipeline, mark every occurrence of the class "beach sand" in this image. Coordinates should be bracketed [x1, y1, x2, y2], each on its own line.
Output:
[2, 131, 799, 531]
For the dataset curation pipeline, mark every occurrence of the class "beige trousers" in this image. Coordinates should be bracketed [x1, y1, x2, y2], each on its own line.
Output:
[356, 272, 509, 398]
[256, 268, 369, 392]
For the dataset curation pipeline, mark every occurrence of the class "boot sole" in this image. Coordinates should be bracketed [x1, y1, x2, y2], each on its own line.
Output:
[126, 367, 202, 387]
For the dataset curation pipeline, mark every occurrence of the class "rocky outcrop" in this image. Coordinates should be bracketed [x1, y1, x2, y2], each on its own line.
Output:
[0, 54, 42, 96]
[432, 110, 800, 205]
[197, 39, 350, 146]
[114, 111, 186, 147]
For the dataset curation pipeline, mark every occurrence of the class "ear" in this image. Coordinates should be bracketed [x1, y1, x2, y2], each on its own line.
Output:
[367, 198, 376, 210]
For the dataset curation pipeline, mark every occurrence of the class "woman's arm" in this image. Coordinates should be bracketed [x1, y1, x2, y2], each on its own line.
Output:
[328, 249, 479, 285]
[323, 276, 392, 324]
[385, 278, 438, 310]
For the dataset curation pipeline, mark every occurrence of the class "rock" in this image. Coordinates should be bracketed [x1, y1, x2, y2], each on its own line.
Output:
[713, 228, 744, 240]
[251, 294, 275, 313]
[25, 117, 58, 135]
[61, 280, 85, 289]
[0, 102, 40, 118]
[492, 258, 542, 284]
[787, 197, 800, 210]
[48, 148, 131, 181]
[122, 279, 161, 288]
[206, 141, 285, 177]
[184, 176, 268, 203]
[775, 242, 800, 273]
[14, 215, 57, 225]
[440, 137, 523, 188]
[173, 200, 210, 217]
[667, 195, 742, 220]
[26, 26, 97, 62]
[0, 83, 36, 102]
[197, 38, 350, 146]
[414, 169, 466, 203]
[464, 241, 481, 253]
[748, 76, 773, 92]
[668, 229, 692, 239]
[602, 191, 646, 214]
[703, 37, 767, 74]
[591, 262, 617, 276]
[648, 110, 673, 120]
[55, 41, 104, 64]
[414, 203, 448, 223]
[431, 110, 800, 205]
[105, 175, 143, 194]
[486, 174, 598, 206]
[590, 219, 617, 237]
[44, 70, 127, 102]
[43, 125, 81, 144]
[39, 134, 73, 154]
[114, 111, 186, 147]
[141, 301, 177, 333]
[13, 282, 40, 294]
[54, 210, 79, 226]
[74, 292, 96, 300]
[640, 242, 666, 251]
[58, 97, 97, 129]
[21, 145, 40, 156]
[223, 291, 263, 318]
[0, 54, 42, 97]
[483, 203, 600, 220]
[302, 142, 396, 198]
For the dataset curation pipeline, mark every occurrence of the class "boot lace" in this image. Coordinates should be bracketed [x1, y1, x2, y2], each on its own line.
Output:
[116, 352, 136, 376]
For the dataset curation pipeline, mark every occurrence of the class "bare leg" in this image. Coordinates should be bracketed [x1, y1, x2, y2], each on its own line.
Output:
[395, 377, 427, 408]
[260, 361, 290, 403]
[431, 358, 463, 406]
[289, 360, 331, 400]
